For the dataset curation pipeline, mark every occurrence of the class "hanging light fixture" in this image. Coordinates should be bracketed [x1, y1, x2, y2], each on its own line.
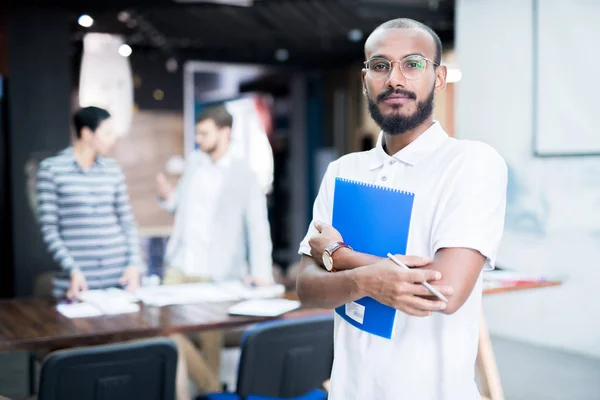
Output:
[78, 33, 134, 136]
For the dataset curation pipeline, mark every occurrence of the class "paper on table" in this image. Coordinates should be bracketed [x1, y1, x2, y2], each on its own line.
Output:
[216, 282, 286, 299]
[57, 287, 141, 318]
[75, 288, 140, 315]
[136, 282, 241, 307]
[57, 299, 140, 318]
[483, 270, 554, 282]
[57, 302, 103, 318]
[228, 299, 301, 317]
[95, 299, 140, 315]
[136, 282, 286, 307]
[78, 288, 139, 304]
[482, 280, 509, 291]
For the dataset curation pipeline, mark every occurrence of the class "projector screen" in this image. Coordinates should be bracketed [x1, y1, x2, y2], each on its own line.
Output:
[534, 0, 600, 156]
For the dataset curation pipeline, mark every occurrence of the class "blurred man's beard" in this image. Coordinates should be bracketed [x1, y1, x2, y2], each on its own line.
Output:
[201, 142, 219, 155]
[367, 87, 435, 136]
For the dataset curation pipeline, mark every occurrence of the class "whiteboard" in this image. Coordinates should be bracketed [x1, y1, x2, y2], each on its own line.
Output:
[534, 0, 600, 156]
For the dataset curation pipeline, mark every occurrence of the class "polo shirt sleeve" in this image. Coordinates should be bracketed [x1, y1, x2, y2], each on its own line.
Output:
[431, 143, 508, 270]
[298, 161, 338, 257]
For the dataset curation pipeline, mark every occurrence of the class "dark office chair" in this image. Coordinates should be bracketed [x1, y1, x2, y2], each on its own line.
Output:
[38, 338, 178, 400]
[199, 315, 333, 400]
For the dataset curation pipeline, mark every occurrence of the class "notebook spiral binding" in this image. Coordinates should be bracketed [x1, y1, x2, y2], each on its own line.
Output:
[336, 177, 415, 196]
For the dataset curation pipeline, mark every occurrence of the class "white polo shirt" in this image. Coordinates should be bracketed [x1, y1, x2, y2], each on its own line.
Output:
[299, 122, 507, 400]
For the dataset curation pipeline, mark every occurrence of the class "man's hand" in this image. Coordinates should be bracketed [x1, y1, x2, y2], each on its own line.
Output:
[356, 256, 454, 317]
[308, 221, 344, 265]
[120, 266, 141, 292]
[156, 172, 174, 201]
[67, 270, 88, 300]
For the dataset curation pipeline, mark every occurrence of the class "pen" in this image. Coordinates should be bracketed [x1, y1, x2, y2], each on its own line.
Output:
[386, 253, 448, 303]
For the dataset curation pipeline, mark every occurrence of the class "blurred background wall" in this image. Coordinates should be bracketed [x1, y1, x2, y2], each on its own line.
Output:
[457, 0, 600, 358]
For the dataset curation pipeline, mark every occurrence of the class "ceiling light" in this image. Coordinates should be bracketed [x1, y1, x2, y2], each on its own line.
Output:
[428, 0, 439, 11]
[118, 44, 132, 57]
[78, 15, 94, 28]
[166, 58, 179, 73]
[134, 75, 143, 89]
[275, 49, 289, 62]
[153, 89, 165, 101]
[348, 29, 363, 42]
[117, 11, 130, 22]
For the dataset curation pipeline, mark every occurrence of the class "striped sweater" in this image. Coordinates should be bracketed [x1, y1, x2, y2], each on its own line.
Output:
[36, 147, 143, 297]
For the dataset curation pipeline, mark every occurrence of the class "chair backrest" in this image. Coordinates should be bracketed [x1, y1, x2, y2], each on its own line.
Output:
[236, 315, 333, 398]
[38, 338, 178, 400]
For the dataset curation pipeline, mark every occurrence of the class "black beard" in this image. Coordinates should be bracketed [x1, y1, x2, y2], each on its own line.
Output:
[367, 87, 435, 135]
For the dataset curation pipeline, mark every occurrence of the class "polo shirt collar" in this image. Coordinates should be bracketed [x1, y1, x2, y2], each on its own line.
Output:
[369, 121, 448, 169]
[62, 147, 106, 170]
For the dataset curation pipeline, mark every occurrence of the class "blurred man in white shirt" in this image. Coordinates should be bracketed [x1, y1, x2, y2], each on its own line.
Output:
[157, 104, 273, 399]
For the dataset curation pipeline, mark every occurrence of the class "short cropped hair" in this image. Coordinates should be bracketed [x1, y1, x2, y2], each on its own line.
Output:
[196, 104, 233, 128]
[371, 18, 442, 65]
[73, 106, 111, 139]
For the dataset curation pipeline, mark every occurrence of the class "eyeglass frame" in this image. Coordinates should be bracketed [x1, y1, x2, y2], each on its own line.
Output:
[363, 54, 440, 81]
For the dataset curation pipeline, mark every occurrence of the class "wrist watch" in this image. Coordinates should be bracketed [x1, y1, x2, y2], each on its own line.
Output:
[322, 242, 352, 272]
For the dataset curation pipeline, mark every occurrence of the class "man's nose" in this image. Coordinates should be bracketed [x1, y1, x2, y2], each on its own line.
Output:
[385, 61, 407, 89]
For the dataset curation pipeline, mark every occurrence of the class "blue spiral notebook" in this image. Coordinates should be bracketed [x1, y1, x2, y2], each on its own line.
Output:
[332, 177, 415, 339]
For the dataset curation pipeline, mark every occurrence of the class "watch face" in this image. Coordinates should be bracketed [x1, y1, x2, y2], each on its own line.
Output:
[322, 252, 333, 271]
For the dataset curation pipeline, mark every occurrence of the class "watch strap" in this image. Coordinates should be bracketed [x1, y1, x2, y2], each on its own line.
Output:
[325, 242, 352, 256]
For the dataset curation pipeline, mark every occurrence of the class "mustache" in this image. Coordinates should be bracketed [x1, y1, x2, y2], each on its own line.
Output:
[376, 88, 417, 102]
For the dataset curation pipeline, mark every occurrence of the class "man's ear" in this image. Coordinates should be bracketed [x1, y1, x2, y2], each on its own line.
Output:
[361, 69, 368, 97]
[222, 126, 232, 139]
[434, 64, 448, 94]
[80, 126, 94, 140]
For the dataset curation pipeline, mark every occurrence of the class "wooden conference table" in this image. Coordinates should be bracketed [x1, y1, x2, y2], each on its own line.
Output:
[0, 281, 560, 400]
[0, 294, 326, 352]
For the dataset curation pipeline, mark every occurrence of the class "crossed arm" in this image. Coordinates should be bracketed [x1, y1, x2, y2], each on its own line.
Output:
[296, 222, 485, 316]
[297, 147, 506, 316]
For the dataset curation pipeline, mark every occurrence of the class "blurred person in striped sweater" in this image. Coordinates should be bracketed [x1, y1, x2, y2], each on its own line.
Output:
[36, 106, 143, 299]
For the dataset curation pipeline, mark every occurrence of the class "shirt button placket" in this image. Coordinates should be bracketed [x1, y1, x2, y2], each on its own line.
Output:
[379, 158, 396, 185]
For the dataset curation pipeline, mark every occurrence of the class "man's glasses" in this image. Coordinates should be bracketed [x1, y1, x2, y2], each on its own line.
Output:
[364, 55, 439, 81]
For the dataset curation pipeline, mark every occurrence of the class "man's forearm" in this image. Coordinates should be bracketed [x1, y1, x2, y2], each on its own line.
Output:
[296, 256, 366, 309]
[425, 247, 486, 315]
[333, 247, 381, 271]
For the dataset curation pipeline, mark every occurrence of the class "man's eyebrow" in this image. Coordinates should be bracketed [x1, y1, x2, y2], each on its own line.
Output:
[406, 52, 427, 58]
[368, 54, 390, 60]
[367, 52, 427, 60]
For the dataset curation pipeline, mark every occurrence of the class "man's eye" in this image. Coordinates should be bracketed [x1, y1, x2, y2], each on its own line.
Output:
[372, 62, 389, 70]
